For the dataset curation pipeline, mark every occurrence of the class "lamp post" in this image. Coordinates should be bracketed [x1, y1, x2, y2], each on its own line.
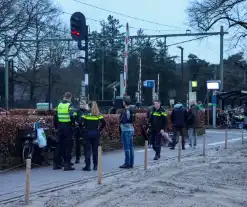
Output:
[177, 46, 184, 81]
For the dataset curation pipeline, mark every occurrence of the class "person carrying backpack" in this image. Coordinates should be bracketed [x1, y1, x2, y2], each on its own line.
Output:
[187, 100, 199, 149]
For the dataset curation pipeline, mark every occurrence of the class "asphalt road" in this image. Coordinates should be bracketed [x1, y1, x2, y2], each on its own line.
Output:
[0, 129, 246, 202]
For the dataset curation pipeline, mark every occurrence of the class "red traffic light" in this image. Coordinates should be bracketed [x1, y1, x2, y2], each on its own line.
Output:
[72, 30, 80, 36]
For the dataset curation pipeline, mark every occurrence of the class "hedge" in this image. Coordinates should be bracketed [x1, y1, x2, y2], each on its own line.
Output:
[0, 109, 205, 157]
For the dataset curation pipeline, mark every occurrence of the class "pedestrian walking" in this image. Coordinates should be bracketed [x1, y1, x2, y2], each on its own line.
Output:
[187, 100, 199, 149]
[170, 101, 188, 150]
[80, 101, 106, 171]
[74, 100, 90, 164]
[148, 100, 168, 160]
[53, 92, 75, 171]
[119, 97, 135, 169]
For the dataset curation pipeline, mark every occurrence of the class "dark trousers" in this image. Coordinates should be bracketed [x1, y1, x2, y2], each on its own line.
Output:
[172, 126, 185, 148]
[151, 132, 162, 156]
[54, 124, 74, 166]
[74, 127, 82, 159]
[83, 130, 100, 167]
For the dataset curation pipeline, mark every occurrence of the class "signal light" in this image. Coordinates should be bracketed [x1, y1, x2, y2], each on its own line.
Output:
[72, 30, 80, 36]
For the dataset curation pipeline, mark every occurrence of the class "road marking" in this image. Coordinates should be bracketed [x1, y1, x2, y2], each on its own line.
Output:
[136, 149, 152, 153]
[206, 131, 242, 134]
[208, 137, 246, 146]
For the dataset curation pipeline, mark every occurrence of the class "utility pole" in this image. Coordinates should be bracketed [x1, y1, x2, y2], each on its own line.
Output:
[138, 55, 142, 103]
[177, 46, 184, 81]
[219, 26, 224, 91]
[4, 36, 9, 111]
[101, 49, 104, 100]
[101, 25, 105, 100]
[157, 73, 160, 100]
[48, 66, 51, 111]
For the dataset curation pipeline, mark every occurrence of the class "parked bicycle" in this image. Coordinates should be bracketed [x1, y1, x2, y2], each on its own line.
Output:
[21, 118, 48, 162]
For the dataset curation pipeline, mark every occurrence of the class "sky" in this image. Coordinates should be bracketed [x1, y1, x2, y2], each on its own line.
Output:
[54, 0, 240, 64]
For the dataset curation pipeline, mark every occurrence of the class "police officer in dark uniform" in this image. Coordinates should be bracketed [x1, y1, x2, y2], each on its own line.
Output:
[74, 100, 90, 164]
[149, 100, 168, 160]
[79, 101, 106, 171]
[53, 92, 75, 171]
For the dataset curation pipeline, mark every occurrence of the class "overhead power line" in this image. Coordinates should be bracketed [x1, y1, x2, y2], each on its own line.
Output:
[72, 0, 188, 30]
[62, 11, 185, 32]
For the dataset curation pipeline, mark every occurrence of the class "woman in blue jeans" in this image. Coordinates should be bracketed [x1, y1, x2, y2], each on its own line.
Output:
[119, 97, 135, 169]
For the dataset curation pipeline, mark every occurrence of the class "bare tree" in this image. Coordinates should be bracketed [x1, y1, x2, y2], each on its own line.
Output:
[0, 0, 61, 58]
[187, 0, 247, 44]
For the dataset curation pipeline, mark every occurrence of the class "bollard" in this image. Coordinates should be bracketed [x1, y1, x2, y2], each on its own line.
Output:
[242, 129, 244, 144]
[25, 158, 31, 204]
[178, 136, 182, 162]
[144, 140, 148, 170]
[97, 146, 102, 184]
[203, 134, 206, 156]
[224, 128, 228, 149]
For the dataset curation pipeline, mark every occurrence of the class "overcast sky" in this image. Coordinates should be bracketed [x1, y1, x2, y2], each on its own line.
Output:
[55, 0, 240, 64]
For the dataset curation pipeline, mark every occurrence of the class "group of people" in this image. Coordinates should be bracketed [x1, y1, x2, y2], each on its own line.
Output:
[147, 100, 200, 160]
[53, 92, 106, 171]
[53, 92, 135, 171]
[52, 92, 200, 171]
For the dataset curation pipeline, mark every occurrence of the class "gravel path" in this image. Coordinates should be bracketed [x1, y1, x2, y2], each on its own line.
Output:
[3, 143, 247, 207]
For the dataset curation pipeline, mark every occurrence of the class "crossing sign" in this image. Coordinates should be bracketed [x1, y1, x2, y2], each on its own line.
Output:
[143, 80, 154, 88]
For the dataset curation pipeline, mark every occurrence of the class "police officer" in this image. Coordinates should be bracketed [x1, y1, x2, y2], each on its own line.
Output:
[53, 92, 75, 171]
[79, 101, 106, 171]
[149, 100, 168, 160]
[74, 100, 90, 164]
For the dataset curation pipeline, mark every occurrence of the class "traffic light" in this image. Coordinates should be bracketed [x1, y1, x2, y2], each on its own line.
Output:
[70, 12, 87, 41]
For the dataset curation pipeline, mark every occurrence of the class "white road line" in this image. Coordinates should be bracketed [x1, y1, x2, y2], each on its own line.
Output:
[206, 131, 242, 134]
[136, 149, 152, 153]
[208, 137, 246, 146]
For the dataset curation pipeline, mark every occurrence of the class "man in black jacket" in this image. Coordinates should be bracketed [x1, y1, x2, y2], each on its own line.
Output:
[170, 102, 188, 150]
[149, 100, 168, 160]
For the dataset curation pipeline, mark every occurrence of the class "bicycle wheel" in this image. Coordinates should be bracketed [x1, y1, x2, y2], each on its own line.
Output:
[22, 142, 34, 163]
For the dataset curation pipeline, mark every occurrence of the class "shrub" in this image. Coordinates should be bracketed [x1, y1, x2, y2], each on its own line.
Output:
[0, 109, 205, 158]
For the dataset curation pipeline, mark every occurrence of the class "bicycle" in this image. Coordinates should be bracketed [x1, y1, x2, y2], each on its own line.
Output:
[21, 118, 47, 163]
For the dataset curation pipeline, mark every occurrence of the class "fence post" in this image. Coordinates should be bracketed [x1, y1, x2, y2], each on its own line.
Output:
[144, 140, 148, 170]
[25, 158, 31, 204]
[98, 146, 102, 184]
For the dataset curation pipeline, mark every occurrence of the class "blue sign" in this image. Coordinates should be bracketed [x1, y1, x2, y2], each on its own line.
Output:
[143, 80, 154, 88]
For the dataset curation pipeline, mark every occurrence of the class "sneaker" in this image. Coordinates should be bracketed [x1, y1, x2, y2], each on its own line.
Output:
[153, 155, 158, 160]
[64, 166, 75, 171]
[53, 165, 62, 170]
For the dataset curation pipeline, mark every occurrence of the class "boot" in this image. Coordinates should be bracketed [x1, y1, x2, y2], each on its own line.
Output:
[53, 164, 62, 170]
[119, 163, 130, 169]
[83, 165, 91, 171]
[93, 165, 97, 171]
[75, 158, 80, 164]
[64, 164, 75, 171]
[153, 155, 158, 160]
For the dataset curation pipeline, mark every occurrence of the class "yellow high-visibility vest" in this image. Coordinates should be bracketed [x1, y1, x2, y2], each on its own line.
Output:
[57, 103, 71, 122]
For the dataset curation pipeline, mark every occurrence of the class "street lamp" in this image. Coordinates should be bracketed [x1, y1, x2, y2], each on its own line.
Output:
[177, 46, 184, 81]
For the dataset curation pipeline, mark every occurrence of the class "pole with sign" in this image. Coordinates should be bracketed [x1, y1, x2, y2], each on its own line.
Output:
[143, 80, 156, 101]
[188, 81, 197, 108]
[207, 80, 221, 128]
